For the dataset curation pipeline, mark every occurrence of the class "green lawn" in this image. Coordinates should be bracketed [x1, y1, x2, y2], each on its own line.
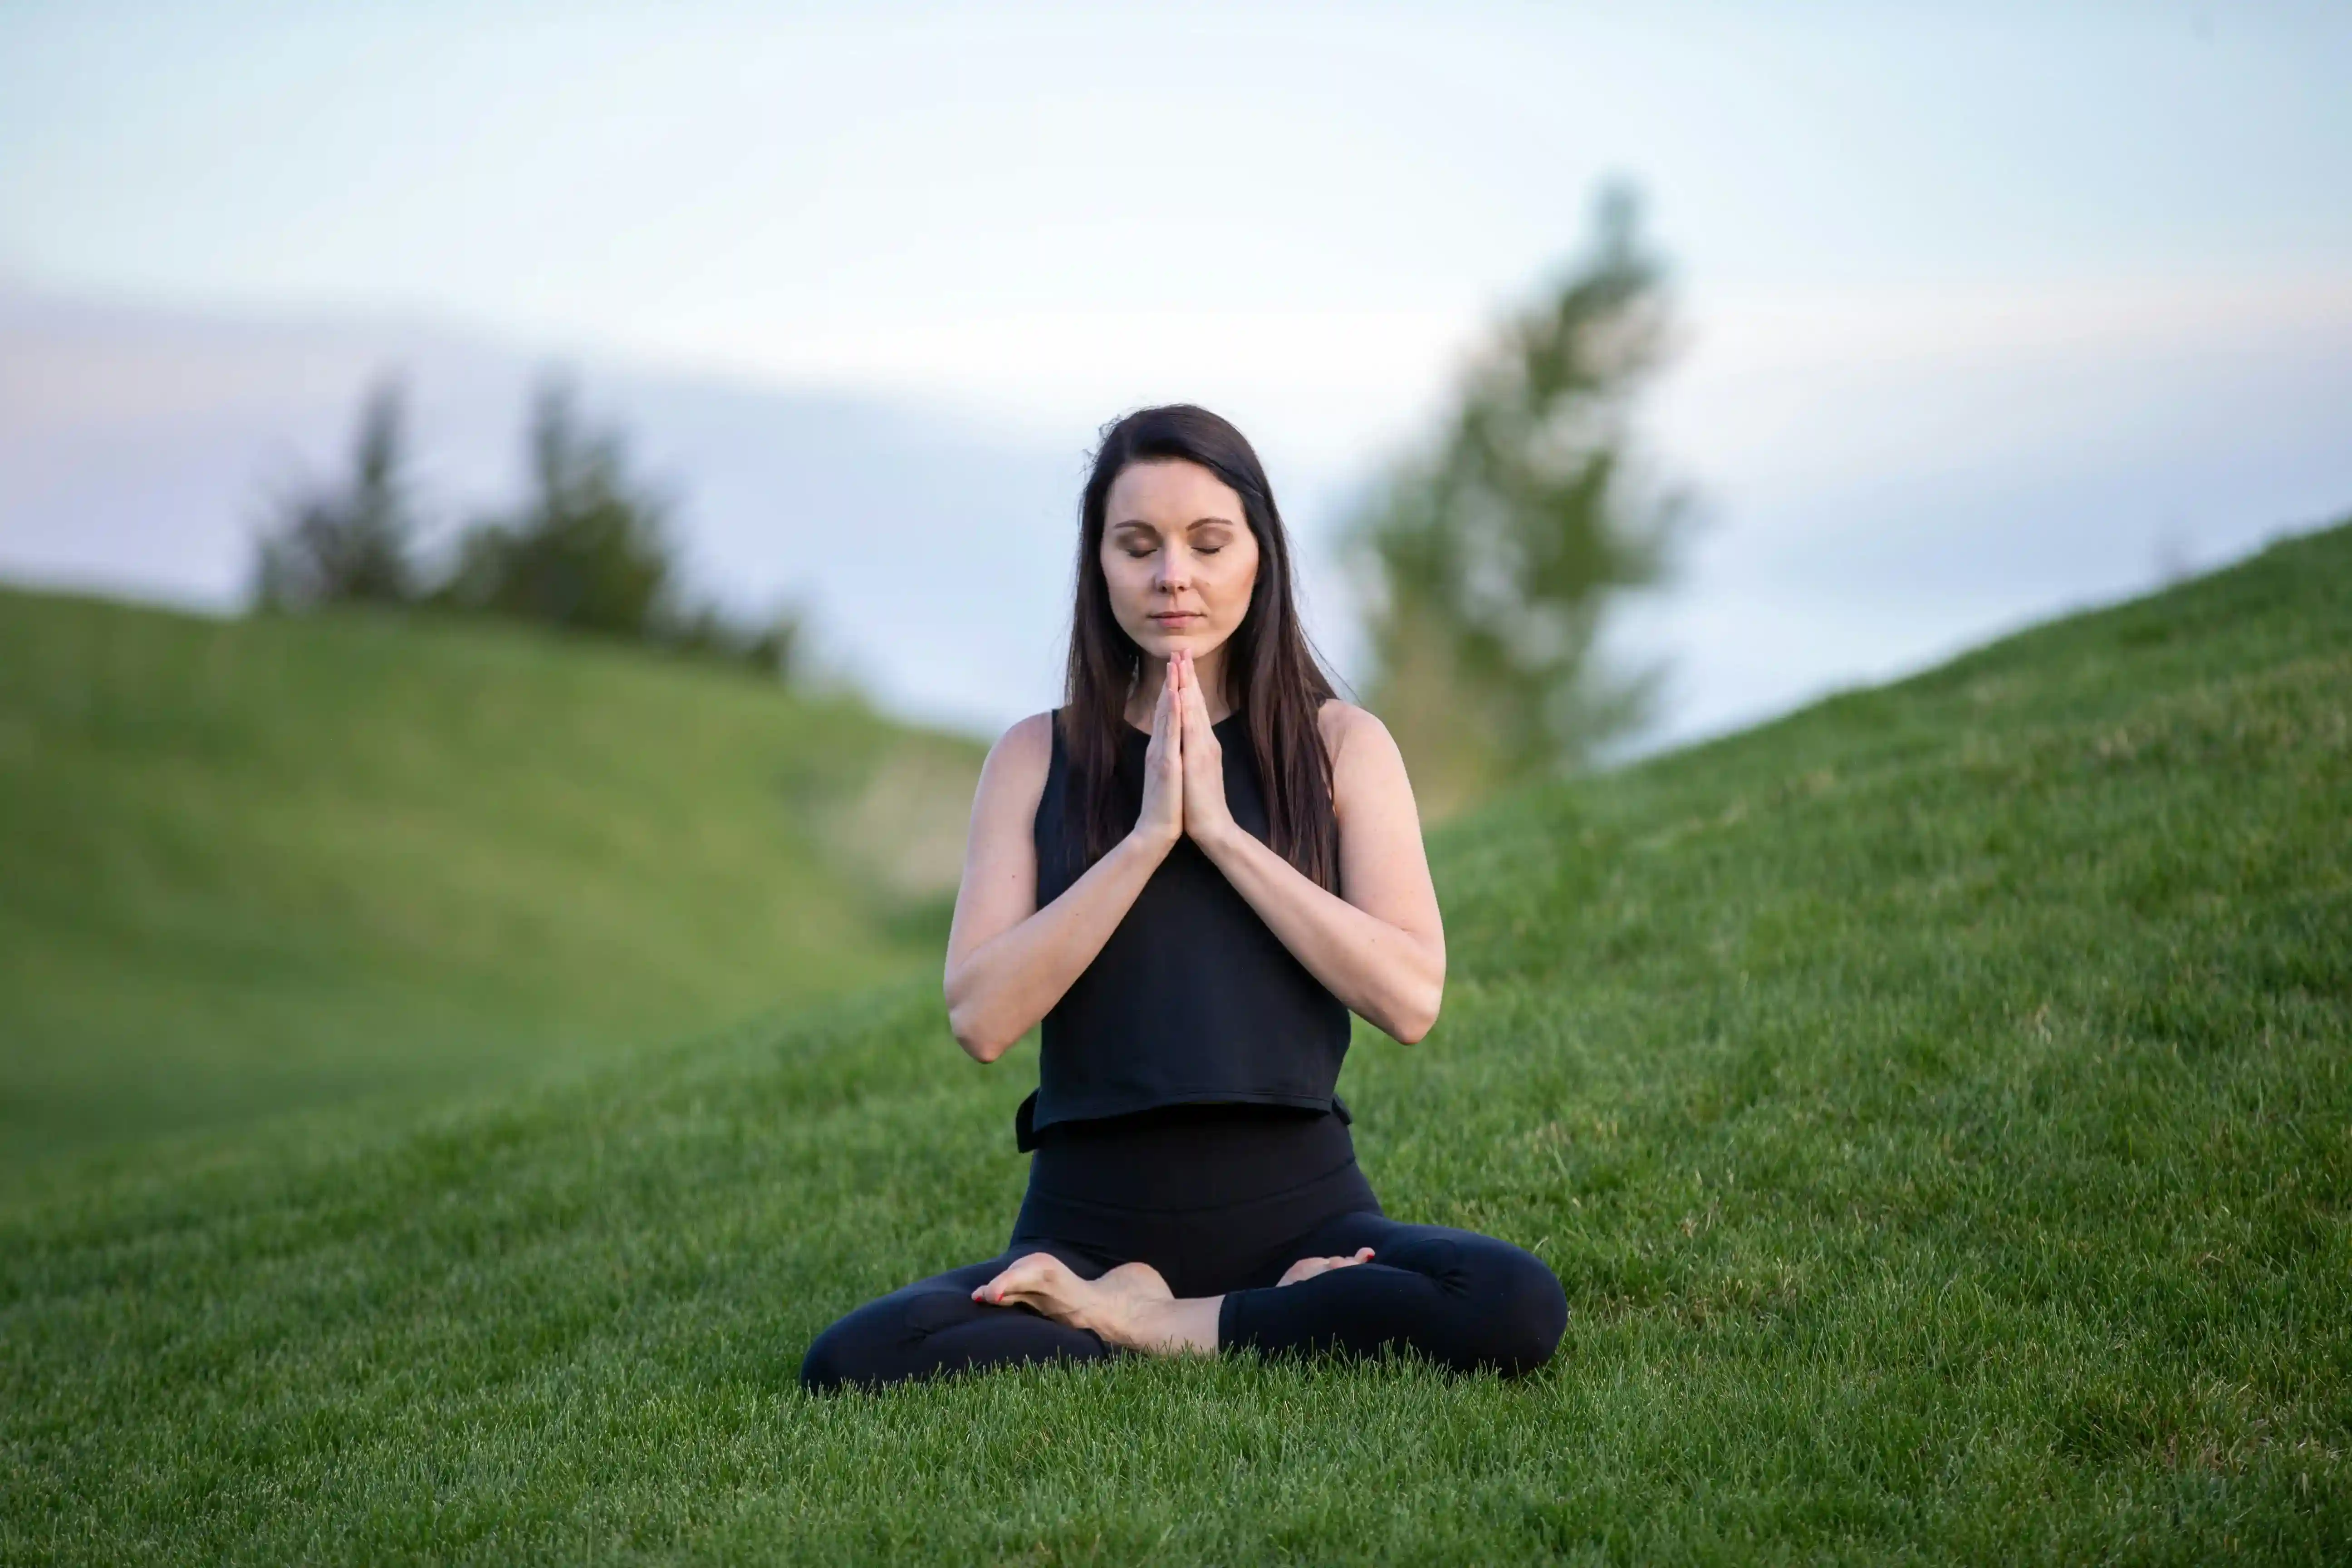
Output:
[4, 522, 2348, 1562]
[0, 592, 982, 1164]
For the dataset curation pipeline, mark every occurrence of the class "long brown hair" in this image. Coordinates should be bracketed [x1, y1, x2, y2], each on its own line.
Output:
[1058, 404, 1346, 892]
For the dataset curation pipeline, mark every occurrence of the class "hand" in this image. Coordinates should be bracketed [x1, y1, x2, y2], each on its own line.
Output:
[1172, 647, 1238, 851]
[1133, 657, 1184, 853]
[1276, 1247, 1375, 1287]
[971, 1252, 1176, 1349]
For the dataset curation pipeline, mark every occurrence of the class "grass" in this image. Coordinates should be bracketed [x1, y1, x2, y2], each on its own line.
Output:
[4, 519, 2349, 1562]
[0, 591, 982, 1164]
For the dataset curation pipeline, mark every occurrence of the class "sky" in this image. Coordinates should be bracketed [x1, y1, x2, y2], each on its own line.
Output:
[4, 0, 2349, 750]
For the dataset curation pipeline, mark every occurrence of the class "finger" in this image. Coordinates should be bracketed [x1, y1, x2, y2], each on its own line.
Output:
[1162, 665, 1181, 758]
[1181, 651, 1212, 730]
[1148, 664, 1171, 752]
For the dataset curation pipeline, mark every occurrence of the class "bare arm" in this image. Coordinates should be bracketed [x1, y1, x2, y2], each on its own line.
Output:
[1182, 682, 1446, 1044]
[942, 681, 1187, 1063]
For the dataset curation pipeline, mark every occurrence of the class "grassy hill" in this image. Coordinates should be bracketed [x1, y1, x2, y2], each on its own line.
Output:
[5, 521, 2348, 1563]
[0, 590, 984, 1162]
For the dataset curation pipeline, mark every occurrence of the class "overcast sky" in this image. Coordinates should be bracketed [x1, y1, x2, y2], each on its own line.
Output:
[4, 0, 2349, 749]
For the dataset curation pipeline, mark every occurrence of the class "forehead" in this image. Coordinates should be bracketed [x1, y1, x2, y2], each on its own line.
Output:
[1106, 459, 1244, 526]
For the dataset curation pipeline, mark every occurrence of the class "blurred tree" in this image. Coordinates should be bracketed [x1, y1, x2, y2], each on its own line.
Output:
[659, 597, 810, 681]
[436, 377, 677, 640]
[1340, 181, 1692, 819]
[250, 377, 425, 611]
[437, 372, 809, 681]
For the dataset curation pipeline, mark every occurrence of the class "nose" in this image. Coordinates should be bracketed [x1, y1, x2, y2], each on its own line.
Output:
[1154, 547, 1191, 594]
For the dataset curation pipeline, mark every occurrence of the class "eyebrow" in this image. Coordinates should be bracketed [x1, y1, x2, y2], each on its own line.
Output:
[1109, 516, 1239, 533]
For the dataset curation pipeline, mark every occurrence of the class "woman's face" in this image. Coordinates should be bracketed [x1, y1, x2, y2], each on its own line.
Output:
[1099, 458, 1261, 667]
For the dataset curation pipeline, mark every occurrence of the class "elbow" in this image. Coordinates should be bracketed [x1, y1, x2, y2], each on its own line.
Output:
[946, 994, 1012, 1065]
[1389, 963, 1444, 1045]
[1390, 986, 1442, 1046]
[943, 972, 990, 1063]
[946, 1008, 998, 1064]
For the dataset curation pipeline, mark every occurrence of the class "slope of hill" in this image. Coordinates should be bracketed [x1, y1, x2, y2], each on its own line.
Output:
[0, 588, 984, 1161]
[4, 521, 2347, 1563]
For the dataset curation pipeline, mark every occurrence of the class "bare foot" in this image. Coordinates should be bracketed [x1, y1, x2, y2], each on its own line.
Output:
[971, 1254, 1175, 1348]
[1276, 1247, 1375, 1287]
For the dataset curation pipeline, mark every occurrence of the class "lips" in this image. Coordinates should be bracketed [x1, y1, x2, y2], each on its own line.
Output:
[1151, 612, 1200, 624]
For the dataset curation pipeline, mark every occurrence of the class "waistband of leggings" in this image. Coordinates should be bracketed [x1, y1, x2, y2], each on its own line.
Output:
[1013, 1154, 1379, 1253]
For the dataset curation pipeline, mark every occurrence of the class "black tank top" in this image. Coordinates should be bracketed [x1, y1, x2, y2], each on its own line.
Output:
[1014, 705, 1353, 1151]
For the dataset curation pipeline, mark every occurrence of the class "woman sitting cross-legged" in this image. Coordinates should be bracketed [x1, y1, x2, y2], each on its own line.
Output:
[799, 404, 1567, 1393]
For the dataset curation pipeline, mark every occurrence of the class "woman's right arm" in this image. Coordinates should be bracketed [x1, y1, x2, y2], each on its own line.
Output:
[942, 693, 1182, 1063]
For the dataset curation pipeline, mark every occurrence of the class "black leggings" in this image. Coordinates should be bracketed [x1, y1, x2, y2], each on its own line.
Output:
[799, 1103, 1568, 1392]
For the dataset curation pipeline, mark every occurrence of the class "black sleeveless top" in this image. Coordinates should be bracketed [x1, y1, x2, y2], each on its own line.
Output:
[1014, 705, 1353, 1151]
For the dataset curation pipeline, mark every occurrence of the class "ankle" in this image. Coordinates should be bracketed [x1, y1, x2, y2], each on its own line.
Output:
[1122, 1294, 1222, 1357]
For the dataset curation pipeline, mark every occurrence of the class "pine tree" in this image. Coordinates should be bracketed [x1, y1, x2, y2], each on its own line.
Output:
[436, 376, 676, 641]
[1342, 182, 1692, 818]
[251, 377, 424, 611]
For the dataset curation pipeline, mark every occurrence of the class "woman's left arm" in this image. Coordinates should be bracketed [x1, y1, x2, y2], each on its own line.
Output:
[1180, 666, 1445, 1044]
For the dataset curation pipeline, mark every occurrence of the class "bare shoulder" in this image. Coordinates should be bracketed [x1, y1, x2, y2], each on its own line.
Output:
[984, 710, 1056, 799]
[1314, 698, 1395, 769]
[1313, 699, 1409, 815]
[997, 707, 1055, 761]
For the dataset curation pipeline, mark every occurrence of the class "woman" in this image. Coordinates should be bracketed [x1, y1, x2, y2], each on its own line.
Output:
[799, 404, 1567, 1392]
